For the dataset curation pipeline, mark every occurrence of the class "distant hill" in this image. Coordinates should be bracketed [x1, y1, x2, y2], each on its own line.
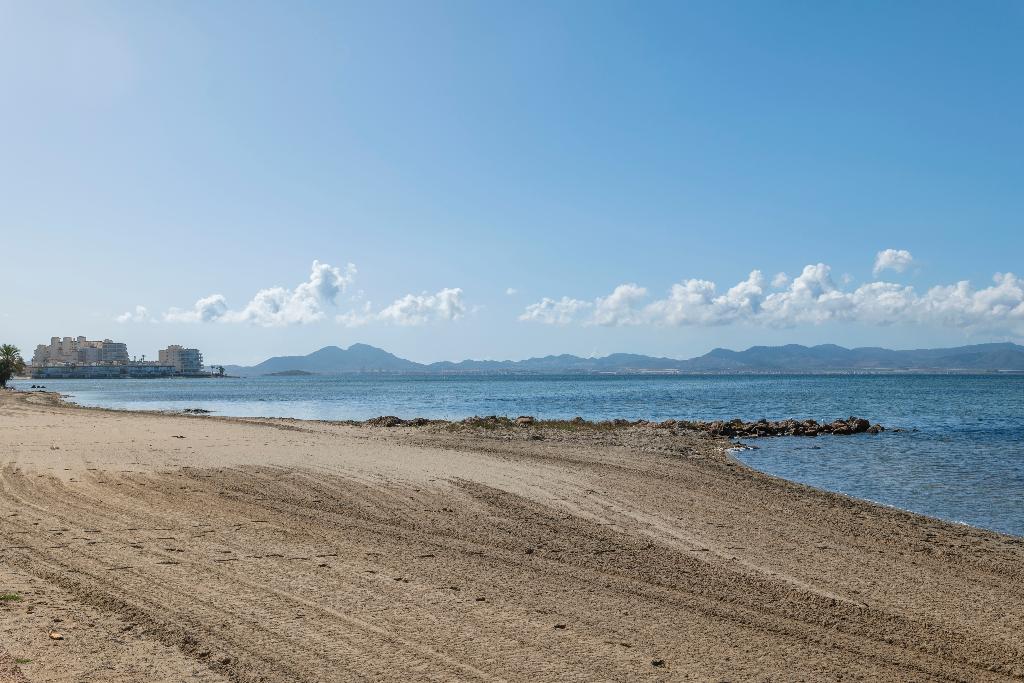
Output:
[221, 342, 1024, 376]
[223, 343, 423, 377]
[689, 342, 1024, 372]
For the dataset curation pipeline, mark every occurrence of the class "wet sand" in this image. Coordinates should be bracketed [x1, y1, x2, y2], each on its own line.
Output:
[1, 390, 1022, 681]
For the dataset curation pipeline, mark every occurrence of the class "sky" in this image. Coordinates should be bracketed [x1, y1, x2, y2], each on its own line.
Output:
[1, 0, 1022, 365]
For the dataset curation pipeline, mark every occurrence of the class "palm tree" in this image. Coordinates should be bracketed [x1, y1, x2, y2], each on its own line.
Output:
[0, 344, 26, 388]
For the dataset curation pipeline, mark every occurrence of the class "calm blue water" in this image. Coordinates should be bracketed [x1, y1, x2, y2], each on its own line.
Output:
[12, 374, 1024, 537]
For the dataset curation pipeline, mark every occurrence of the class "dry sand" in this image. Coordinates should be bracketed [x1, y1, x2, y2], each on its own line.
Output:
[1, 390, 1022, 682]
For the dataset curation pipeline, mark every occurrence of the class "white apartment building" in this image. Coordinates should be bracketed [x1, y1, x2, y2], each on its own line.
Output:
[158, 345, 204, 375]
[32, 337, 130, 366]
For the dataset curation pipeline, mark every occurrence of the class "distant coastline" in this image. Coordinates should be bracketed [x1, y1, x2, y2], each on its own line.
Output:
[219, 341, 1024, 377]
[18, 341, 1024, 380]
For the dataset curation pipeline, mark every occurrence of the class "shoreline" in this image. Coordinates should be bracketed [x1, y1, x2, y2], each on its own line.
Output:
[16, 388, 1022, 539]
[14, 388, 1024, 541]
[1, 389, 1022, 680]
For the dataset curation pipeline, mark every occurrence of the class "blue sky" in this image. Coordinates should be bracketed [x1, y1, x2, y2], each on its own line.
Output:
[1, 1, 1022, 364]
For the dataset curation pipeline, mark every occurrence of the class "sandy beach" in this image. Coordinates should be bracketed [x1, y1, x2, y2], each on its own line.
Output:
[1, 390, 1022, 681]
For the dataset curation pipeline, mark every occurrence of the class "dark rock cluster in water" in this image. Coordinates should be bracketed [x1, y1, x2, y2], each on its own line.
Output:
[673, 416, 887, 438]
[578, 415, 889, 437]
[359, 413, 890, 438]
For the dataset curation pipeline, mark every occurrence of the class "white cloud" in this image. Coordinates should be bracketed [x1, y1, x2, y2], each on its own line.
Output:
[336, 302, 374, 328]
[592, 284, 648, 326]
[115, 305, 151, 323]
[759, 263, 850, 326]
[771, 272, 790, 289]
[918, 273, 1024, 328]
[847, 281, 918, 325]
[162, 261, 355, 326]
[339, 288, 468, 327]
[873, 249, 914, 276]
[649, 270, 767, 327]
[164, 294, 229, 323]
[518, 296, 591, 325]
[225, 260, 356, 326]
[520, 264, 1024, 333]
[377, 288, 466, 326]
[156, 260, 466, 329]
[505, 287, 518, 296]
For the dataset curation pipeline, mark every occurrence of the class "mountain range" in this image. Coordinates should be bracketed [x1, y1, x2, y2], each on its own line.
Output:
[221, 342, 1024, 376]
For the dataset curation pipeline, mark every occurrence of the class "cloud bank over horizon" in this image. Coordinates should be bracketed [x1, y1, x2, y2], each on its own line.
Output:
[118, 261, 467, 329]
[158, 260, 356, 326]
[117, 251, 1024, 339]
[520, 251, 1024, 335]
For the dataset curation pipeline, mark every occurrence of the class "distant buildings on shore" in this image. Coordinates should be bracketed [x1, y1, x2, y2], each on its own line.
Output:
[158, 345, 204, 375]
[32, 337, 129, 366]
[30, 336, 206, 379]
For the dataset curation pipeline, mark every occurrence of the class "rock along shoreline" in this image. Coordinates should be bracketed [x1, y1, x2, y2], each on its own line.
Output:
[360, 414, 894, 438]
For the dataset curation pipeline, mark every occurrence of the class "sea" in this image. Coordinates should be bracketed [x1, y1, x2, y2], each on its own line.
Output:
[12, 373, 1024, 537]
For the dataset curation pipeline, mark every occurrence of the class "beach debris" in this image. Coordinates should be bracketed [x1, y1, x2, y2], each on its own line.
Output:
[515, 415, 535, 426]
[48, 631, 64, 640]
[183, 408, 212, 414]
[553, 623, 567, 629]
[171, 435, 186, 439]
[651, 659, 665, 667]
